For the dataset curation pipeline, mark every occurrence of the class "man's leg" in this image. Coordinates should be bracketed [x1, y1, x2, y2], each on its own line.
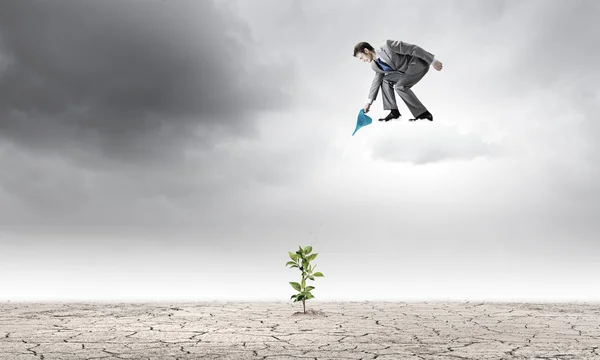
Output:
[381, 80, 398, 110]
[379, 80, 400, 121]
[395, 85, 426, 117]
[394, 67, 432, 119]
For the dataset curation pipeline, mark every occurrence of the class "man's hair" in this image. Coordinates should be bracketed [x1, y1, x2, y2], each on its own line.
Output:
[353, 42, 374, 57]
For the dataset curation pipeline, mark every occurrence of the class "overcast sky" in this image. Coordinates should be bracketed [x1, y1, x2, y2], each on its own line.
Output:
[1, 0, 599, 302]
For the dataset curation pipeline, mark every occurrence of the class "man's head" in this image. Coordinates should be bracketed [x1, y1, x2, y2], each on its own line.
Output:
[353, 42, 375, 63]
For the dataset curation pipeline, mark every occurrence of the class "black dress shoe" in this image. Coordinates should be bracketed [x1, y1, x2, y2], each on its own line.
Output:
[379, 109, 401, 122]
[409, 110, 433, 121]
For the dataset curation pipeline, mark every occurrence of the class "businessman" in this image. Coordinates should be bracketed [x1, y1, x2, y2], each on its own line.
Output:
[354, 40, 443, 122]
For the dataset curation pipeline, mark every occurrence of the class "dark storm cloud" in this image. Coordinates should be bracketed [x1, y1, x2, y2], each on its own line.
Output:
[0, 0, 294, 165]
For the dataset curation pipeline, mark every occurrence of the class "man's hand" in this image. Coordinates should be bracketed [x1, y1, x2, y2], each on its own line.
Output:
[433, 60, 443, 71]
[363, 103, 371, 113]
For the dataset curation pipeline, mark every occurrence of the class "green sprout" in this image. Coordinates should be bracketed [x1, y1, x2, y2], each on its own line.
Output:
[285, 244, 324, 314]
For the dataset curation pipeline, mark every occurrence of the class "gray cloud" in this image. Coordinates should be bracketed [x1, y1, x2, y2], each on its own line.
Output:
[0, 0, 312, 230]
[486, 0, 600, 217]
[0, 0, 294, 166]
[0, 124, 328, 229]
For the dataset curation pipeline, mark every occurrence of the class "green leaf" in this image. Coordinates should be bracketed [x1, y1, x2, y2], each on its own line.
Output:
[288, 252, 298, 261]
[289, 282, 301, 292]
[309, 277, 315, 280]
[305, 286, 315, 291]
[307, 253, 318, 262]
[290, 264, 298, 269]
[296, 294, 305, 301]
[304, 246, 312, 255]
[290, 294, 297, 300]
[313, 272, 324, 277]
[301, 278, 306, 289]
[285, 261, 296, 267]
[298, 245, 303, 253]
[306, 293, 315, 299]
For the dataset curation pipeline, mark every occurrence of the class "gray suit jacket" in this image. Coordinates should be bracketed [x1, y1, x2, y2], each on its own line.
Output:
[367, 40, 435, 103]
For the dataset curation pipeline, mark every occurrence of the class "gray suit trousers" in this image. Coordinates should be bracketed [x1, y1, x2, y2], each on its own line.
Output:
[381, 65, 430, 117]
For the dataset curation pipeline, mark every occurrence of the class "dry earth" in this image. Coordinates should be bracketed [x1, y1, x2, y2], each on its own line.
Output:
[1, 301, 599, 359]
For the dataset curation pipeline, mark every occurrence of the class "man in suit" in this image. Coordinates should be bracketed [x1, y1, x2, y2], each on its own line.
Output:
[354, 40, 443, 122]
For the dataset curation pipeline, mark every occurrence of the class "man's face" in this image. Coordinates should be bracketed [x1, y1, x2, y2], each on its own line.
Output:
[356, 49, 374, 63]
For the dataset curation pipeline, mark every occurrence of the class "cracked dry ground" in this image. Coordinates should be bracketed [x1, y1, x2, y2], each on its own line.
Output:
[1, 302, 599, 360]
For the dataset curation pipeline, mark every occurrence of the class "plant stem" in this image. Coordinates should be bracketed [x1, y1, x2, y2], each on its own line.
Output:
[303, 298, 306, 313]
[302, 269, 306, 313]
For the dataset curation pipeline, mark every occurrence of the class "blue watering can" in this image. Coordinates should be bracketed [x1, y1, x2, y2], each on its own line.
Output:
[352, 109, 372, 136]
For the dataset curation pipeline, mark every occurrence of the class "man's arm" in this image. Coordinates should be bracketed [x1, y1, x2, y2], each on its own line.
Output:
[386, 39, 435, 65]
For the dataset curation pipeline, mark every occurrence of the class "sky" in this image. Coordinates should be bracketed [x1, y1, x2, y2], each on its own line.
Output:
[0, 0, 599, 302]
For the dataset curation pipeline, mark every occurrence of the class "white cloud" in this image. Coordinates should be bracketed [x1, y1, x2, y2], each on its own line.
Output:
[369, 122, 503, 164]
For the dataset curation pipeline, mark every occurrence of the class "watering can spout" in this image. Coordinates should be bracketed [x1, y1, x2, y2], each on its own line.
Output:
[352, 109, 372, 136]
